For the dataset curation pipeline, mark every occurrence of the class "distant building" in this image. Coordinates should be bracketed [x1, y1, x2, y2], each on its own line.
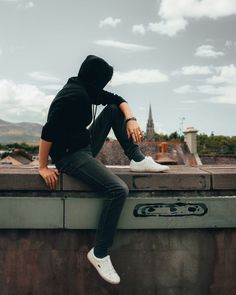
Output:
[0, 149, 32, 166]
[96, 140, 197, 166]
[0, 150, 9, 159]
[146, 104, 155, 141]
[0, 156, 23, 166]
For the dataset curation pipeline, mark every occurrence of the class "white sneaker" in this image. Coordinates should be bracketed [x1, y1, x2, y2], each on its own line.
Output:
[87, 248, 120, 284]
[130, 156, 170, 172]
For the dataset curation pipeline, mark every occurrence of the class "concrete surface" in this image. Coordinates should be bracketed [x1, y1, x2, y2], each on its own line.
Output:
[0, 229, 235, 295]
[1, 165, 235, 191]
[0, 165, 236, 294]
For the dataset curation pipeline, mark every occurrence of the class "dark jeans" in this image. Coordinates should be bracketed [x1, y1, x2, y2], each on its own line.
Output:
[55, 104, 144, 254]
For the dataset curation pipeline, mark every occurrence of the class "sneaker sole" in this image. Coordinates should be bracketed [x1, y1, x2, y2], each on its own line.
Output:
[87, 251, 120, 285]
[130, 167, 170, 172]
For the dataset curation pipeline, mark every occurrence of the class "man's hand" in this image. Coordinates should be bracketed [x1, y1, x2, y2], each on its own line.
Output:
[126, 120, 143, 143]
[39, 167, 60, 190]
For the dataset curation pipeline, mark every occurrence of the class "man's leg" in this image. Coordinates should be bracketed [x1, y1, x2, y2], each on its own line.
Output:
[55, 147, 128, 257]
[89, 104, 145, 161]
[90, 104, 170, 173]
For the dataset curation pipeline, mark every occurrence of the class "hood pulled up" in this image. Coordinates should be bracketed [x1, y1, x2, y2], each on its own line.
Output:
[78, 55, 113, 104]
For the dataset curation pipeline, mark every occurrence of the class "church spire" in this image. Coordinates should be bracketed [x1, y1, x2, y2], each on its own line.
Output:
[146, 104, 155, 141]
[148, 104, 153, 123]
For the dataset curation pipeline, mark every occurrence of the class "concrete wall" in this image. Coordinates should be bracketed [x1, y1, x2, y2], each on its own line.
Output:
[0, 165, 236, 295]
[0, 229, 235, 295]
[201, 155, 236, 165]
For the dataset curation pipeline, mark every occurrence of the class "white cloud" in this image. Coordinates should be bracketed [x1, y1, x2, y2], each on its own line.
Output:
[173, 85, 195, 94]
[173, 65, 212, 75]
[158, 0, 236, 19]
[23, 1, 34, 9]
[0, 49, 3, 56]
[0, 79, 53, 123]
[207, 86, 236, 104]
[149, 0, 236, 36]
[0, 0, 34, 8]
[99, 17, 121, 28]
[195, 45, 224, 58]
[111, 69, 168, 86]
[148, 18, 187, 36]
[132, 24, 146, 35]
[224, 40, 236, 50]
[225, 40, 233, 48]
[197, 84, 223, 95]
[41, 84, 63, 91]
[206, 64, 236, 84]
[94, 40, 153, 51]
[174, 64, 236, 104]
[28, 72, 61, 83]
[204, 64, 236, 104]
[199, 83, 236, 104]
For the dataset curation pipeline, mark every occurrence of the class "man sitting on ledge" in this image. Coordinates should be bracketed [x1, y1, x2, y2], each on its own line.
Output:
[38, 55, 169, 284]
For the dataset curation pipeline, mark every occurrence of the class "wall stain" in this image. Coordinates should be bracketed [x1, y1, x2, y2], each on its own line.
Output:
[133, 202, 208, 217]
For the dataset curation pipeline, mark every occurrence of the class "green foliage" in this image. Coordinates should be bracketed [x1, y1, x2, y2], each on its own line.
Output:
[197, 134, 236, 155]
[154, 133, 169, 141]
[149, 131, 184, 142]
[155, 131, 184, 142]
[0, 142, 39, 155]
[152, 131, 236, 155]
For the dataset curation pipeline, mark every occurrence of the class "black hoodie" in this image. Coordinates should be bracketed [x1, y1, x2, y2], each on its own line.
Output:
[40, 55, 127, 164]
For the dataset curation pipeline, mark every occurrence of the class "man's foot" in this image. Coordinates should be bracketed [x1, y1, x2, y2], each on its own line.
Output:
[87, 247, 120, 284]
[130, 156, 170, 172]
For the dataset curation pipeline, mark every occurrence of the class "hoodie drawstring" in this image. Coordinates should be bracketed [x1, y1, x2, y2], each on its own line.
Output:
[90, 104, 97, 147]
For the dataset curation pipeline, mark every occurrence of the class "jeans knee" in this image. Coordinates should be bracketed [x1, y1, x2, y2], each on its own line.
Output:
[107, 181, 129, 199]
[119, 182, 129, 198]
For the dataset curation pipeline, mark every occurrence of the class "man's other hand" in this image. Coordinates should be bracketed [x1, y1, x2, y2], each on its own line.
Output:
[39, 167, 60, 190]
[126, 120, 143, 143]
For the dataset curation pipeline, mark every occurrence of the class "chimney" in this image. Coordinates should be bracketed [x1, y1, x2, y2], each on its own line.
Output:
[183, 127, 202, 165]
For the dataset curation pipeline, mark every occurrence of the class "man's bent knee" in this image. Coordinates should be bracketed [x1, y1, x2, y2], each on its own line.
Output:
[106, 180, 129, 199]
[118, 181, 129, 198]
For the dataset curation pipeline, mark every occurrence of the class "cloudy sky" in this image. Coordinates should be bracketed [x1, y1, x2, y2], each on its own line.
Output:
[0, 0, 236, 136]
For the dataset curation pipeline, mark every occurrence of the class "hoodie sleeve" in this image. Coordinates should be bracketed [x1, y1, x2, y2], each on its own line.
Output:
[100, 90, 127, 106]
[41, 101, 66, 142]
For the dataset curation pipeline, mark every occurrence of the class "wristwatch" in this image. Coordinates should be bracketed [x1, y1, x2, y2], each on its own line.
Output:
[125, 117, 137, 124]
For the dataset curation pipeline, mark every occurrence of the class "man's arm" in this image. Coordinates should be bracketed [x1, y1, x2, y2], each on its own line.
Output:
[100, 90, 143, 142]
[119, 102, 143, 143]
[38, 138, 60, 190]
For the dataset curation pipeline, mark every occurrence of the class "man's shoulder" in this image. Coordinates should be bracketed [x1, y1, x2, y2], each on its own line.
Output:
[54, 78, 89, 104]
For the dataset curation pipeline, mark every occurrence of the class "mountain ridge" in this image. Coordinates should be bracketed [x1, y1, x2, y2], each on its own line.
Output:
[0, 118, 42, 144]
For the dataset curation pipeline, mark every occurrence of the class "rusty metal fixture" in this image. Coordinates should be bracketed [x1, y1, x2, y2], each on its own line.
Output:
[156, 142, 177, 165]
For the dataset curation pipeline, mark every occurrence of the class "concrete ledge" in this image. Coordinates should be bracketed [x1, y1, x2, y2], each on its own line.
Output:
[1, 165, 235, 192]
[0, 165, 236, 293]
[64, 196, 236, 229]
[63, 166, 211, 191]
[0, 167, 60, 191]
[0, 165, 236, 229]
[200, 166, 236, 189]
[0, 197, 63, 228]
[0, 165, 212, 191]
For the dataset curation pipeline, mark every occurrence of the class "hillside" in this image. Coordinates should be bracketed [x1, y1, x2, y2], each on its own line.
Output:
[0, 118, 42, 144]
